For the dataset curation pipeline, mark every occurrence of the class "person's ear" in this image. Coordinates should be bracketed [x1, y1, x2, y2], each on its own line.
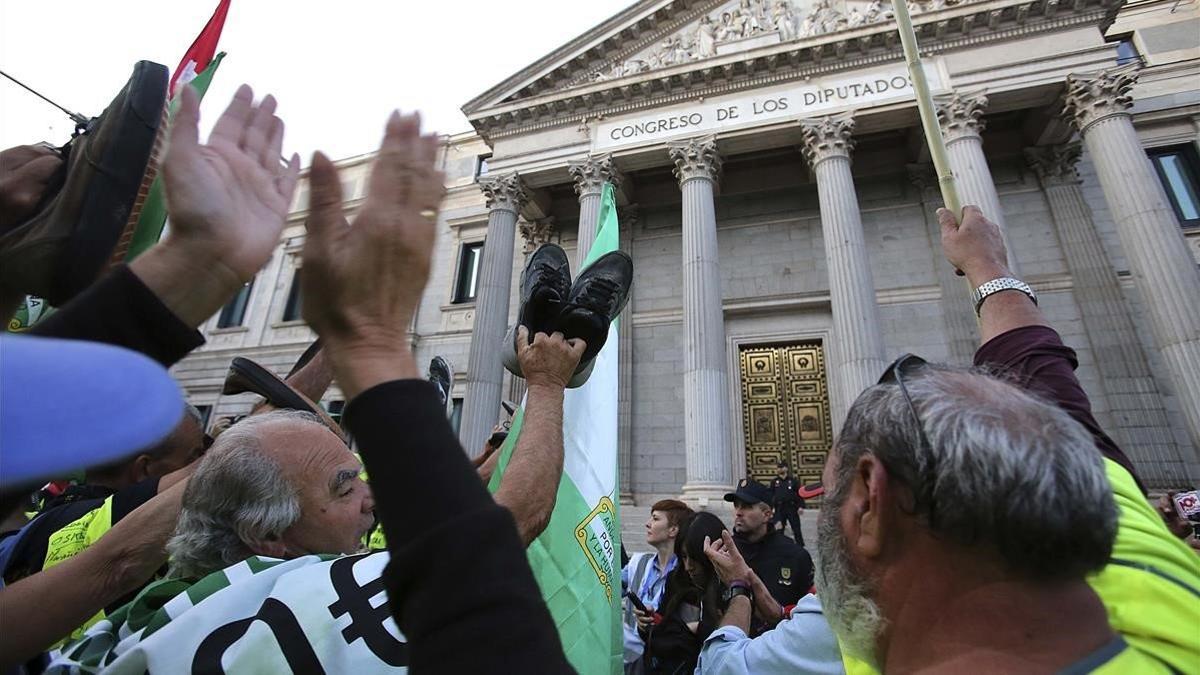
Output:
[131, 454, 154, 482]
[842, 454, 890, 560]
[246, 533, 288, 558]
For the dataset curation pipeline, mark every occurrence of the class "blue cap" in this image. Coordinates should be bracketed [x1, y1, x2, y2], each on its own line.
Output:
[0, 335, 184, 490]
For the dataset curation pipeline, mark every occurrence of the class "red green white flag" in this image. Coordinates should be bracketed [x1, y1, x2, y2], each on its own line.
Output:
[169, 0, 231, 99]
[125, 0, 231, 261]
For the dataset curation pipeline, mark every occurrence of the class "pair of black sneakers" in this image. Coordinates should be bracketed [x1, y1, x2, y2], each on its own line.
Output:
[516, 244, 633, 373]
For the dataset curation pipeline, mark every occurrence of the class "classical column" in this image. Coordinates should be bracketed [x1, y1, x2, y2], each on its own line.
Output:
[1026, 143, 1188, 486]
[617, 207, 637, 504]
[460, 173, 527, 455]
[800, 113, 888, 422]
[909, 164, 979, 365]
[1063, 65, 1200, 461]
[668, 136, 734, 504]
[935, 91, 1020, 274]
[568, 153, 623, 267]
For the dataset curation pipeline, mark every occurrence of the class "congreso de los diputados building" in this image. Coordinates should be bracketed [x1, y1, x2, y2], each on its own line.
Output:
[172, 0, 1200, 519]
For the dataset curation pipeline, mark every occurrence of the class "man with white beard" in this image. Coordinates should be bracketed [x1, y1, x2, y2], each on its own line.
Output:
[697, 206, 1199, 674]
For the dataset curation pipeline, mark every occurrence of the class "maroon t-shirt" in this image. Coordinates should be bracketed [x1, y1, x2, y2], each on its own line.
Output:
[973, 325, 1146, 495]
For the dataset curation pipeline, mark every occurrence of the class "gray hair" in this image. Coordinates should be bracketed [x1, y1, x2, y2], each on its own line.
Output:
[828, 365, 1117, 581]
[167, 410, 326, 578]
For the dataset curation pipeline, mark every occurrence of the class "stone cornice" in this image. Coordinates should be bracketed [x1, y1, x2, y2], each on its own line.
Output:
[799, 112, 856, 166]
[1024, 142, 1082, 185]
[1062, 63, 1138, 133]
[467, 0, 1117, 143]
[668, 135, 723, 183]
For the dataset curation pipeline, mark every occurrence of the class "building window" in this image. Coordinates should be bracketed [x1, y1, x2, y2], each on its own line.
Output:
[1114, 36, 1140, 65]
[453, 242, 484, 303]
[195, 405, 213, 429]
[474, 154, 491, 180]
[282, 269, 304, 322]
[217, 280, 254, 328]
[1148, 145, 1200, 228]
[325, 400, 345, 426]
[450, 398, 464, 434]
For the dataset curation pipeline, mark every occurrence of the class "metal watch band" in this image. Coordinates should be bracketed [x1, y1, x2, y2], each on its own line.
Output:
[972, 277, 1037, 316]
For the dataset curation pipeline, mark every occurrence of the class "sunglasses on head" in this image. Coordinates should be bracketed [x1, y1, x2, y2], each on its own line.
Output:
[877, 353, 933, 454]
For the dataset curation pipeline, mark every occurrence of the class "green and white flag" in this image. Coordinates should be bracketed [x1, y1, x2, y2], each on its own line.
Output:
[488, 181, 624, 674]
[49, 552, 409, 673]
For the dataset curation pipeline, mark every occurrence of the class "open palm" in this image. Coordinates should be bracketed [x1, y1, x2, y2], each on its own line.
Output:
[162, 84, 300, 284]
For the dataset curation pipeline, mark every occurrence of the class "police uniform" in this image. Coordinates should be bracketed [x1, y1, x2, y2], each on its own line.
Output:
[723, 479, 815, 626]
[769, 471, 805, 546]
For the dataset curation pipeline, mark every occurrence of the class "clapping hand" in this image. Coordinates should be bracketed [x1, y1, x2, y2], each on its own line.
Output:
[162, 84, 300, 285]
[301, 111, 446, 398]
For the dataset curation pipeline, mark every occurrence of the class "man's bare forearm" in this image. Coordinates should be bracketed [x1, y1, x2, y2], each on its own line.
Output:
[720, 594, 753, 632]
[750, 571, 784, 627]
[967, 264, 1050, 344]
[493, 383, 565, 546]
[0, 479, 187, 669]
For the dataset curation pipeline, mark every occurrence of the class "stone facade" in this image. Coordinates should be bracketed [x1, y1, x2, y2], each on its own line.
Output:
[173, 0, 1200, 507]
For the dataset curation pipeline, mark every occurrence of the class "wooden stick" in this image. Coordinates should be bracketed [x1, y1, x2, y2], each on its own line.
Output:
[892, 1, 961, 216]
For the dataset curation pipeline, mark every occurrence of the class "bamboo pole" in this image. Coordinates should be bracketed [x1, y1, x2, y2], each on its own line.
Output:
[891, 1, 962, 216]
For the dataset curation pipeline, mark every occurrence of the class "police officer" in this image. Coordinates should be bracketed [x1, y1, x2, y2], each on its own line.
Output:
[723, 478, 813, 633]
[769, 461, 805, 547]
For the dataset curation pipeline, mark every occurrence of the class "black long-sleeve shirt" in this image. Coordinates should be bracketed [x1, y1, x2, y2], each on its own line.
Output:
[29, 264, 203, 367]
[344, 379, 574, 673]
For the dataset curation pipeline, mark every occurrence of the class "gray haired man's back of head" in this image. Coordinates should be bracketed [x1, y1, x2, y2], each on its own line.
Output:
[831, 366, 1117, 581]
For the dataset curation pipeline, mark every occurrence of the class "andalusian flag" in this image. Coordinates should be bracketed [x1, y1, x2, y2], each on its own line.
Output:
[125, 0, 231, 260]
[488, 182, 624, 673]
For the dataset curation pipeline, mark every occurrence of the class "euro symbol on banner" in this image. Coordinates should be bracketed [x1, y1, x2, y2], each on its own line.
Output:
[327, 554, 409, 666]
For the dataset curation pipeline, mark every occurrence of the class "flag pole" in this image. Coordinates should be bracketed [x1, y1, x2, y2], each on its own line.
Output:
[891, 1, 961, 216]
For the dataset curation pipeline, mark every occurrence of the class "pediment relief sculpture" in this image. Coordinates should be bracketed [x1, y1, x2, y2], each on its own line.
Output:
[589, 0, 961, 84]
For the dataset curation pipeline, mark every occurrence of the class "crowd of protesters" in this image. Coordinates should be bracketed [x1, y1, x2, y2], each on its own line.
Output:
[0, 57, 1198, 675]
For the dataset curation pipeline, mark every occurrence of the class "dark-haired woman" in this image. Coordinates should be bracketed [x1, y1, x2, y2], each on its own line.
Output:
[639, 511, 727, 674]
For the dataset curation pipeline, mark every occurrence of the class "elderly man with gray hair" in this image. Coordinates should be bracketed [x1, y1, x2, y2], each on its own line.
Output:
[698, 206, 1199, 674]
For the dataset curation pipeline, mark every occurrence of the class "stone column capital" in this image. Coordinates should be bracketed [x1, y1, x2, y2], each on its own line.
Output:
[668, 135, 722, 184]
[1024, 142, 1082, 187]
[799, 112, 856, 167]
[935, 91, 989, 143]
[518, 217, 555, 253]
[479, 172, 528, 213]
[568, 153, 623, 197]
[1062, 65, 1138, 134]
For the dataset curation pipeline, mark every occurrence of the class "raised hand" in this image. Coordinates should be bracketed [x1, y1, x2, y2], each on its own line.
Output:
[703, 529, 753, 586]
[516, 326, 586, 390]
[161, 84, 300, 285]
[129, 85, 301, 328]
[938, 205, 1010, 286]
[301, 111, 445, 398]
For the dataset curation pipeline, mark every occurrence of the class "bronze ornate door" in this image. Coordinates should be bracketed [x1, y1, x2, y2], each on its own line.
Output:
[739, 342, 833, 490]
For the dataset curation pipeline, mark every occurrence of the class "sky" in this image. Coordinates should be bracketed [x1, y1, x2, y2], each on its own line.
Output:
[0, 0, 631, 164]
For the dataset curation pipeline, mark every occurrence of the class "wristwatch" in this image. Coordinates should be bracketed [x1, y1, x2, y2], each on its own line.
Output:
[972, 277, 1036, 316]
[722, 579, 753, 604]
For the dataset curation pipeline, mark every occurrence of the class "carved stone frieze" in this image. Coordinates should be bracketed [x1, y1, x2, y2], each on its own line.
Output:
[1061, 64, 1138, 133]
[589, 0, 962, 85]
[935, 90, 989, 143]
[1024, 142, 1082, 186]
[479, 173, 528, 213]
[568, 153, 624, 197]
[800, 112, 856, 166]
[518, 217, 556, 253]
[668, 135, 723, 183]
